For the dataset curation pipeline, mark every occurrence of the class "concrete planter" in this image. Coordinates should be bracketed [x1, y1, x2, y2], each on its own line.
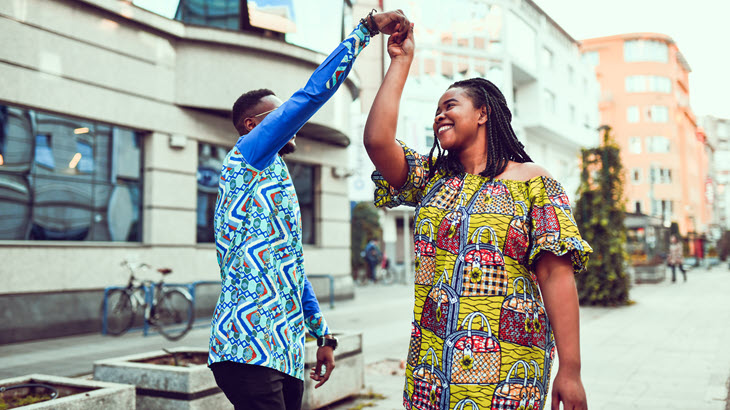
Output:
[0, 374, 134, 409]
[93, 347, 230, 410]
[302, 332, 364, 410]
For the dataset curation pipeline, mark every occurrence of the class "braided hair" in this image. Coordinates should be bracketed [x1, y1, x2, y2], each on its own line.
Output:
[427, 77, 532, 180]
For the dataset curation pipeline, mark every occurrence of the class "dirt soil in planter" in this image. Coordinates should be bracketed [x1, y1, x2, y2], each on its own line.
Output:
[132, 352, 208, 367]
[0, 381, 96, 409]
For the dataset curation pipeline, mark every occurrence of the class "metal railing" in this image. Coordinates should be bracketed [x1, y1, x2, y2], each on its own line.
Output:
[307, 274, 335, 309]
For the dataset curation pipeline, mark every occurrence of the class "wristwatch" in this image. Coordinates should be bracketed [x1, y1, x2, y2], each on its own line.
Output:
[317, 336, 338, 350]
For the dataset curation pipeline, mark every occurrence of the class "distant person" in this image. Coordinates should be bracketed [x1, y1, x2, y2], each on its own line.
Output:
[363, 23, 592, 410]
[364, 239, 383, 283]
[207, 10, 410, 410]
[668, 235, 687, 282]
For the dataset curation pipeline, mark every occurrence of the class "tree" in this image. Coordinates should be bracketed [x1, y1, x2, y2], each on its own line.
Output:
[350, 201, 382, 277]
[574, 126, 630, 306]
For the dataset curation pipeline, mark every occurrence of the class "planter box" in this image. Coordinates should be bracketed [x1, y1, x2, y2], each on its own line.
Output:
[302, 332, 364, 410]
[0, 374, 134, 409]
[93, 347, 231, 410]
[633, 263, 666, 284]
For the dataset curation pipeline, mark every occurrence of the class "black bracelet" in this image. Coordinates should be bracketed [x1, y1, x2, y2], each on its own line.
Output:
[360, 9, 379, 36]
[367, 9, 380, 35]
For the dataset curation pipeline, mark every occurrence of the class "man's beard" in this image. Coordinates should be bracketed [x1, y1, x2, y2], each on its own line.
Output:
[278, 140, 296, 156]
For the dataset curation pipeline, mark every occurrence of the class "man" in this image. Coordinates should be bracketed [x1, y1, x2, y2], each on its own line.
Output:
[208, 10, 410, 410]
[364, 239, 382, 283]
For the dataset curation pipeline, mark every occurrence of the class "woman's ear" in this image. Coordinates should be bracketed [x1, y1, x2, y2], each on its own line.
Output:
[478, 105, 489, 125]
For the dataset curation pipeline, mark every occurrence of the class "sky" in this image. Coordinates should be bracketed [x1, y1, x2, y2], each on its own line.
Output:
[133, 0, 730, 119]
[534, 0, 730, 120]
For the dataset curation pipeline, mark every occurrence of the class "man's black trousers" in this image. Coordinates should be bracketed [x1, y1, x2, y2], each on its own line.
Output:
[210, 361, 304, 410]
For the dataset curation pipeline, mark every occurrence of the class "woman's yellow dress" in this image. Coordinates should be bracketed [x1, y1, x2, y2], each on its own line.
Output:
[373, 143, 592, 410]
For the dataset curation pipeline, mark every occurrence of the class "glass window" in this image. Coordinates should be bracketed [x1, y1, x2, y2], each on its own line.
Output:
[0, 104, 143, 241]
[625, 76, 646, 92]
[289, 162, 317, 245]
[197, 142, 226, 243]
[647, 136, 671, 153]
[631, 168, 642, 184]
[624, 40, 669, 62]
[541, 47, 554, 70]
[634, 200, 642, 214]
[629, 137, 642, 153]
[175, 0, 241, 30]
[567, 65, 574, 84]
[649, 76, 671, 93]
[583, 51, 599, 67]
[543, 90, 556, 114]
[627, 106, 640, 123]
[648, 106, 669, 122]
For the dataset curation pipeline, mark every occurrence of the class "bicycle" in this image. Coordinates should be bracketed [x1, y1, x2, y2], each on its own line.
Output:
[103, 260, 194, 341]
[356, 256, 396, 285]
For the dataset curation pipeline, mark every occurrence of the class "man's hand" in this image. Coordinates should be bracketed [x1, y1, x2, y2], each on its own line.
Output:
[371, 9, 410, 37]
[551, 368, 587, 410]
[309, 344, 335, 388]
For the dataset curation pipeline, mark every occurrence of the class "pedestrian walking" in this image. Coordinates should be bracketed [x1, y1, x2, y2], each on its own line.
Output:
[364, 239, 383, 283]
[207, 9, 410, 410]
[668, 235, 687, 282]
[363, 24, 592, 410]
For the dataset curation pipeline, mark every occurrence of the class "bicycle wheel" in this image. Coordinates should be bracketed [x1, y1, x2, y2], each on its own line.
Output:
[104, 289, 134, 336]
[154, 288, 194, 341]
[380, 267, 396, 285]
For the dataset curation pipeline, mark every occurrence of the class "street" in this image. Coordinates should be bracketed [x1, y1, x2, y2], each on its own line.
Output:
[1, 267, 729, 409]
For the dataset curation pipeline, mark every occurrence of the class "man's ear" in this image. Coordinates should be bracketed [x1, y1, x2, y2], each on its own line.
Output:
[243, 117, 257, 132]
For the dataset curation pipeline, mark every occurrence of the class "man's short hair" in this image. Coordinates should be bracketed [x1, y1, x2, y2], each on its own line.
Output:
[232, 89, 275, 135]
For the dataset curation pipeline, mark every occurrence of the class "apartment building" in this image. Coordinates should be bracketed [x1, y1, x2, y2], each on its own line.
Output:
[581, 33, 708, 236]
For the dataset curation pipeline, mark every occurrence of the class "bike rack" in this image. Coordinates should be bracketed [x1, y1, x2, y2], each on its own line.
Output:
[306, 274, 335, 309]
[102, 277, 335, 337]
[101, 283, 154, 336]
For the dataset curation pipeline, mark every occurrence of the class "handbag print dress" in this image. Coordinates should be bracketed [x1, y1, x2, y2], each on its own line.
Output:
[372, 142, 592, 410]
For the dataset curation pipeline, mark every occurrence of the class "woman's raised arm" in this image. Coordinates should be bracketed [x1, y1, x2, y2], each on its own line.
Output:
[363, 24, 415, 189]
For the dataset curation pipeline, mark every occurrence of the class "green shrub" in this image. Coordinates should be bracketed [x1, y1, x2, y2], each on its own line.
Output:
[574, 126, 631, 306]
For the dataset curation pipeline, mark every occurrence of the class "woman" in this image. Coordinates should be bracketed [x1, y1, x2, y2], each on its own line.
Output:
[668, 235, 686, 282]
[364, 26, 592, 410]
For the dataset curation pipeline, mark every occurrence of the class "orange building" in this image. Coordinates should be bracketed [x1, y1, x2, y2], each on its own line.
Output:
[580, 33, 708, 236]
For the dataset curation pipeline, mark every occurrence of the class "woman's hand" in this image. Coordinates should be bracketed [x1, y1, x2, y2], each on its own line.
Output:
[371, 9, 410, 36]
[388, 22, 414, 62]
[551, 368, 587, 410]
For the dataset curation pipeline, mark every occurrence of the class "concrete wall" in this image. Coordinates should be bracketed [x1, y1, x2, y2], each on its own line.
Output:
[0, 0, 360, 342]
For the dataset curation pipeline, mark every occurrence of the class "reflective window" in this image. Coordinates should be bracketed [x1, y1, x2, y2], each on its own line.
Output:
[629, 137, 642, 154]
[197, 142, 227, 243]
[583, 51, 599, 67]
[648, 106, 669, 123]
[0, 104, 143, 241]
[175, 0, 241, 30]
[627, 106, 640, 123]
[289, 162, 316, 245]
[647, 136, 671, 153]
[626, 75, 671, 93]
[624, 40, 669, 63]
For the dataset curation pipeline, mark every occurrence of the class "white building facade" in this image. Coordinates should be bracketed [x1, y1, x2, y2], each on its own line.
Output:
[0, 0, 360, 343]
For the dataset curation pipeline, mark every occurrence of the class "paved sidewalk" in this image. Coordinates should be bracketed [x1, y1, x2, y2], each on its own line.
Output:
[2, 268, 730, 410]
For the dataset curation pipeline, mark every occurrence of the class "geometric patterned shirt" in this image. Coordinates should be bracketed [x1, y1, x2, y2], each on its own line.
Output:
[208, 23, 372, 380]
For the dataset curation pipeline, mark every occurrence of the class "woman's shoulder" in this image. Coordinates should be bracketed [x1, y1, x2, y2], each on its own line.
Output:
[499, 161, 554, 182]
